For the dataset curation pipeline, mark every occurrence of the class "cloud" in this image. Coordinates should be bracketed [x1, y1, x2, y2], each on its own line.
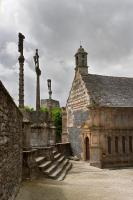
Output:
[0, 0, 133, 107]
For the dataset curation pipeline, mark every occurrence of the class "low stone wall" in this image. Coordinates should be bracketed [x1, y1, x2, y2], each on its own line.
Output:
[0, 81, 23, 200]
[22, 110, 56, 148]
[22, 143, 72, 180]
[22, 147, 55, 180]
[41, 99, 60, 108]
[34, 146, 55, 160]
[22, 149, 39, 180]
[55, 142, 72, 157]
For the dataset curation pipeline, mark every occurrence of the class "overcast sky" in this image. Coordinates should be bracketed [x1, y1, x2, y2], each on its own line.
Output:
[0, 0, 133, 107]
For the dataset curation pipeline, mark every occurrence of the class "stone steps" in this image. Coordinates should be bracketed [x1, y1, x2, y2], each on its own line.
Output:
[39, 161, 52, 170]
[49, 159, 69, 179]
[45, 156, 65, 174]
[54, 153, 61, 160]
[35, 156, 46, 165]
[57, 162, 72, 181]
[35, 150, 72, 181]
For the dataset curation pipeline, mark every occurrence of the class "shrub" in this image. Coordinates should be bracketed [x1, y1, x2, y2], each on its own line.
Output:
[52, 107, 62, 142]
[20, 106, 34, 112]
[40, 106, 48, 113]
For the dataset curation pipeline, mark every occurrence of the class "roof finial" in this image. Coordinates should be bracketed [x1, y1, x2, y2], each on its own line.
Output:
[80, 40, 82, 48]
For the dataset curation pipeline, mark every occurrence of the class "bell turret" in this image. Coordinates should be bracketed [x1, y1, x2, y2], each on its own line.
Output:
[75, 45, 88, 75]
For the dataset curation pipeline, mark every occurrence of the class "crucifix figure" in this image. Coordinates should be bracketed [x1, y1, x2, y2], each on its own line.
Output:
[18, 32, 25, 108]
[33, 49, 41, 111]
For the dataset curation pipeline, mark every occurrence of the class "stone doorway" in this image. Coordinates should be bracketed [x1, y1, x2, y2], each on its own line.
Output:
[85, 137, 90, 161]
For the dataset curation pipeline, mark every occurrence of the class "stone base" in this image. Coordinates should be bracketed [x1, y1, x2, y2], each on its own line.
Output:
[90, 162, 102, 168]
[102, 160, 133, 168]
[22, 149, 39, 180]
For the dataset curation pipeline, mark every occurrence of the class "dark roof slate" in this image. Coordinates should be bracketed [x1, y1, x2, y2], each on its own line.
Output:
[82, 74, 133, 107]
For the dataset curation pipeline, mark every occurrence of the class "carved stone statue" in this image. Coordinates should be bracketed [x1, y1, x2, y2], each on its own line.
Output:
[33, 49, 41, 111]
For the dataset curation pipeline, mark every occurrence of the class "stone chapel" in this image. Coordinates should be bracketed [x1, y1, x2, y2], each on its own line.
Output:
[66, 46, 133, 168]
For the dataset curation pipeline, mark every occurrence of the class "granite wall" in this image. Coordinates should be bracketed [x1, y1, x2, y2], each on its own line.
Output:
[67, 110, 89, 158]
[0, 81, 23, 200]
[41, 99, 60, 108]
[22, 110, 56, 148]
[61, 107, 68, 143]
[67, 72, 90, 158]
[89, 107, 133, 168]
[55, 142, 72, 157]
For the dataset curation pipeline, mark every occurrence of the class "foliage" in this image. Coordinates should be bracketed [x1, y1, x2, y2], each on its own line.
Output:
[40, 106, 48, 113]
[51, 107, 62, 142]
[21, 106, 34, 112]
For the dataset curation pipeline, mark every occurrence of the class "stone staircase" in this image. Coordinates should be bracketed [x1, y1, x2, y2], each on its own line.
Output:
[35, 150, 72, 181]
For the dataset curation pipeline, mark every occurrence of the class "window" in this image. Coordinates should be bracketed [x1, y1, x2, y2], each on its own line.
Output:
[107, 136, 111, 154]
[122, 136, 126, 153]
[76, 56, 78, 65]
[129, 136, 132, 153]
[115, 136, 118, 153]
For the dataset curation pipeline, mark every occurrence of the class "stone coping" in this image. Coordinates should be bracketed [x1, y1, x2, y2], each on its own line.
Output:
[0, 80, 23, 116]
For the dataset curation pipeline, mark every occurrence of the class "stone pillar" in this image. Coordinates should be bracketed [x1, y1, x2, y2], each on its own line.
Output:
[47, 79, 56, 145]
[18, 32, 25, 108]
[34, 49, 41, 111]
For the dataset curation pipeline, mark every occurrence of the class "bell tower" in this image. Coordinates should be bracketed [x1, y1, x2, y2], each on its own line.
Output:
[75, 45, 88, 75]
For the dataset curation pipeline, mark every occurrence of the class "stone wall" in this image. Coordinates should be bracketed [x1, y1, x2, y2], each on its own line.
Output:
[41, 99, 60, 108]
[67, 110, 89, 158]
[0, 81, 23, 200]
[67, 72, 90, 111]
[88, 107, 133, 168]
[55, 142, 72, 157]
[23, 110, 56, 148]
[67, 72, 90, 158]
[61, 107, 68, 143]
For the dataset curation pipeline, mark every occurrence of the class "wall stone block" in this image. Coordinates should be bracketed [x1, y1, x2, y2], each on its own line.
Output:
[0, 81, 23, 200]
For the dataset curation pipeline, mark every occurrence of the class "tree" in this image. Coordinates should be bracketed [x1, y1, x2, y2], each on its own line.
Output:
[52, 107, 62, 143]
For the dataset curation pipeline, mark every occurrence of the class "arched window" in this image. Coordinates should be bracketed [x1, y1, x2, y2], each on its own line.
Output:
[129, 136, 132, 153]
[122, 136, 126, 153]
[107, 136, 111, 154]
[115, 136, 118, 153]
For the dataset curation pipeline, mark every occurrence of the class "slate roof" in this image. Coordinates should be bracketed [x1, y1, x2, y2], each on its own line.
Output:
[82, 74, 133, 107]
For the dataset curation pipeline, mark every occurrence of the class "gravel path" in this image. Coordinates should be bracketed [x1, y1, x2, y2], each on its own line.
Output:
[16, 161, 133, 200]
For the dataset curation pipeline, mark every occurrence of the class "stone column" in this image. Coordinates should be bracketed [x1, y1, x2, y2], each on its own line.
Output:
[33, 49, 41, 111]
[47, 79, 56, 145]
[18, 33, 25, 108]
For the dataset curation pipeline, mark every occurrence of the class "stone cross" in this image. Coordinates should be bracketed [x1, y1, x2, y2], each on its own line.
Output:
[34, 49, 41, 111]
[18, 32, 25, 108]
[47, 79, 53, 145]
